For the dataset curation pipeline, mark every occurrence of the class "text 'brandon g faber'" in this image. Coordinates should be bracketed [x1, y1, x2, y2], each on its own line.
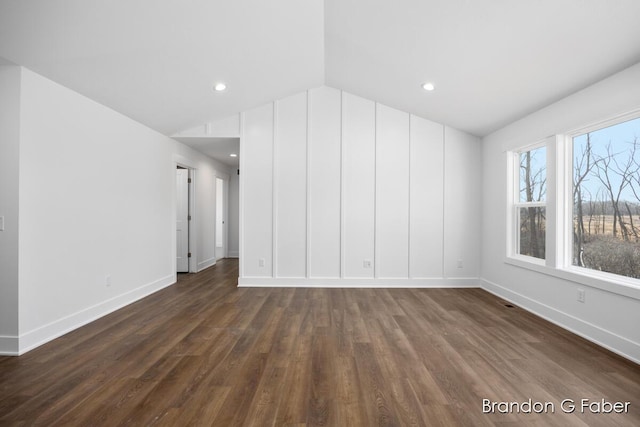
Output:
[482, 398, 631, 414]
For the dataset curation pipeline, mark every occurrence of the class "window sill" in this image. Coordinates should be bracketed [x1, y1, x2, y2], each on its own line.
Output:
[504, 256, 640, 301]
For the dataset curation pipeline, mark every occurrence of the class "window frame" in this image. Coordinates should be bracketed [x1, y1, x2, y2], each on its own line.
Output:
[563, 110, 640, 282]
[508, 140, 549, 265]
[505, 110, 640, 301]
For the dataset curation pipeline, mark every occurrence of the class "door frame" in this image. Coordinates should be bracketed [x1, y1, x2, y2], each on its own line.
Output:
[215, 175, 229, 260]
[174, 157, 197, 274]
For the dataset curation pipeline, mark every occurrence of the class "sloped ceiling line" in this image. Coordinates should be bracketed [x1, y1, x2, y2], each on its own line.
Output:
[1, 0, 640, 138]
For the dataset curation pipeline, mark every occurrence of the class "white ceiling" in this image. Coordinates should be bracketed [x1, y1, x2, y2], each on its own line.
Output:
[1, 0, 640, 138]
[0, 0, 324, 136]
[174, 137, 240, 168]
[325, 0, 640, 136]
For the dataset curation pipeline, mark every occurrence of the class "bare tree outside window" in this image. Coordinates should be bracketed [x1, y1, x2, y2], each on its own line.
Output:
[573, 117, 640, 279]
[517, 146, 546, 259]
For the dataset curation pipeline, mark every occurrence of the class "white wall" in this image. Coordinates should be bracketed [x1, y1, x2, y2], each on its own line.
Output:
[375, 104, 410, 278]
[309, 87, 341, 277]
[241, 103, 274, 277]
[342, 91, 376, 279]
[17, 68, 176, 352]
[240, 86, 481, 286]
[481, 62, 640, 363]
[173, 142, 231, 271]
[0, 66, 21, 354]
[274, 92, 307, 277]
[410, 116, 444, 277]
[1, 67, 226, 355]
[228, 170, 240, 258]
[444, 126, 482, 278]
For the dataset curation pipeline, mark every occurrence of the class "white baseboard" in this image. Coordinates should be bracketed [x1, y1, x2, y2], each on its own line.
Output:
[480, 278, 640, 364]
[197, 257, 216, 272]
[238, 277, 480, 288]
[227, 251, 239, 258]
[0, 335, 19, 356]
[17, 273, 176, 356]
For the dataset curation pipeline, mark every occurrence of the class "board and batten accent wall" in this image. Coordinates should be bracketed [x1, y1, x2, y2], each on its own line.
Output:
[239, 86, 480, 287]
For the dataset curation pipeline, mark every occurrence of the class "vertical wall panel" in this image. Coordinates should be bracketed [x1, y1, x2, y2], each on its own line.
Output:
[239, 86, 480, 286]
[375, 104, 410, 278]
[444, 126, 481, 278]
[308, 87, 341, 278]
[0, 66, 20, 349]
[274, 92, 307, 277]
[410, 115, 444, 277]
[242, 103, 274, 277]
[342, 93, 375, 278]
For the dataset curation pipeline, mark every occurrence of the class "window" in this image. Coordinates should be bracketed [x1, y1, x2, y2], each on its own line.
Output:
[572, 116, 640, 279]
[507, 112, 640, 293]
[514, 145, 546, 260]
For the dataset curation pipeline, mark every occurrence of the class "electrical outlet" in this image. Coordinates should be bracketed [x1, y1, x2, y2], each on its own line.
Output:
[457, 259, 463, 269]
[577, 288, 585, 303]
[363, 260, 372, 268]
[259, 258, 265, 268]
[105, 275, 112, 287]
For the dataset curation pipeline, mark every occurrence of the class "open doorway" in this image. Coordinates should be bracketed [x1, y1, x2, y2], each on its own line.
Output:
[215, 177, 227, 260]
[176, 166, 192, 273]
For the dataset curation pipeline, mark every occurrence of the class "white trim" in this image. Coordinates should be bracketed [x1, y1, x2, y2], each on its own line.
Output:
[339, 90, 346, 278]
[0, 335, 19, 356]
[506, 254, 545, 267]
[197, 257, 216, 271]
[505, 147, 515, 259]
[511, 139, 548, 154]
[214, 174, 229, 261]
[505, 108, 640, 301]
[564, 107, 640, 138]
[173, 155, 198, 274]
[561, 134, 574, 269]
[306, 90, 311, 278]
[407, 114, 412, 278]
[564, 111, 640, 277]
[508, 143, 548, 261]
[188, 168, 197, 273]
[481, 278, 640, 364]
[17, 274, 175, 355]
[239, 113, 245, 278]
[228, 251, 239, 258]
[272, 101, 278, 277]
[373, 102, 378, 278]
[504, 256, 640, 301]
[545, 135, 564, 269]
[442, 125, 447, 278]
[238, 277, 479, 288]
[224, 176, 229, 259]
[513, 201, 546, 208]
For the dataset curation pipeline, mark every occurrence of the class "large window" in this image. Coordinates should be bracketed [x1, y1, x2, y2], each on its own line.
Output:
[572, 117, 640, 279]
[515, 145, 546, 260]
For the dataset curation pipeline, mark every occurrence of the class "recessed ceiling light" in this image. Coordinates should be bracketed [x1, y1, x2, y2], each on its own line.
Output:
[214, 83, 227, 92]
[422, 82, 435, 91]
[230, 153, 237, 157]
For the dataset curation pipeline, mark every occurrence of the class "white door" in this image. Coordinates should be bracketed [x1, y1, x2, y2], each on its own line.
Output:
[215, 177, 225, 260]
[176, 168, 189, 272]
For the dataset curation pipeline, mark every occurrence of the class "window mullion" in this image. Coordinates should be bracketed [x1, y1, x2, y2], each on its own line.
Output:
[545, 135, 562, 268]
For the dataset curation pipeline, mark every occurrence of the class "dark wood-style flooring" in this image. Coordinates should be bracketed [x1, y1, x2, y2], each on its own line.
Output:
[0, 259, 638, 426]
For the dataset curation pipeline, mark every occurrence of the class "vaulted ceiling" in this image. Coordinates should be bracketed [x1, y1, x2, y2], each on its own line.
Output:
[2, 0, 640, 137]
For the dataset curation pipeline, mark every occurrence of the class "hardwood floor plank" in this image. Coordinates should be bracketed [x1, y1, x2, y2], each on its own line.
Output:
[0, 259, 638, 426]
[353, 342, 400, 426]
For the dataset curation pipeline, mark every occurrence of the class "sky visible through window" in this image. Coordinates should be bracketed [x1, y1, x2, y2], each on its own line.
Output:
[574, 117, 640, 202]
[519, 146, 546, 203]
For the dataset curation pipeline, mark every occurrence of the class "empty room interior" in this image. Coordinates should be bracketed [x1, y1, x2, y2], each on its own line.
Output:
[2, 0, 640, 425]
